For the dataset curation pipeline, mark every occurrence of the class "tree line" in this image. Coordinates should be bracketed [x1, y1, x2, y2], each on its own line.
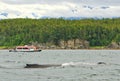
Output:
[0, 18, 120, 47]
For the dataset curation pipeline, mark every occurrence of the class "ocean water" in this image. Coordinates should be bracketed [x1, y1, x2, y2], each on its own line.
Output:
[0, 50, 120, 81]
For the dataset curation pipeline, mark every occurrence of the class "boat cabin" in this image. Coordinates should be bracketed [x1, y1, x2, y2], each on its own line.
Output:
[15, 45, 38, 52]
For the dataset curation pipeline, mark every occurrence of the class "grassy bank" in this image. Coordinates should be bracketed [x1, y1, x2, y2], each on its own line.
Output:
[89, 46, 106, 49]
[1, 46, 119, 50]
[0, 46, 15, 49]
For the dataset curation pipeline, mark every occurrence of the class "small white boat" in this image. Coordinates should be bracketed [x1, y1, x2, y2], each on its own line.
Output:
[9, 45, 41, 52]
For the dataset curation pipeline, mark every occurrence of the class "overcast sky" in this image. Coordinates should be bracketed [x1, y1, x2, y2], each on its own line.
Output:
[1, 0, 120, 6]
[0, 0, 120, 18]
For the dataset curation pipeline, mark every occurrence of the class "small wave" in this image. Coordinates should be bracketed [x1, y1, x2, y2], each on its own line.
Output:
[5, 60, 21, 63]
[0, 63, 25, 69]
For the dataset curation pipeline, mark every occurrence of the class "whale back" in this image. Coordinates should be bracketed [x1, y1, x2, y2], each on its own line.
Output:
[24, 64, 61, 68]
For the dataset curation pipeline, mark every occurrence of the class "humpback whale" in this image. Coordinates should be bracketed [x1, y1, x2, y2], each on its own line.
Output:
[24, 62, 106, 68]
[24, 64, 61, 68]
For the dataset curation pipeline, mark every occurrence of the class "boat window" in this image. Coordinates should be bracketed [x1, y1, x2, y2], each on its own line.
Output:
[17, 48, 22, 49]
[23, 47, 29, 49]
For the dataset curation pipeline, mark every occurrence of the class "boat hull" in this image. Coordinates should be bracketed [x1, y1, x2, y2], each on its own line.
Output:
[9, 49, 42, 52]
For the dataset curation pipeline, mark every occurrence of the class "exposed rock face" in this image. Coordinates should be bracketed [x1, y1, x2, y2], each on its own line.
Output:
[35, 39, 89, 49]
[107, 42, 120, 49]
[59, 39, 89, 49]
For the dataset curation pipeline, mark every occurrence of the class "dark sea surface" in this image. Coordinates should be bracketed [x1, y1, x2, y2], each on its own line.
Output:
[0, 50, 120, 81]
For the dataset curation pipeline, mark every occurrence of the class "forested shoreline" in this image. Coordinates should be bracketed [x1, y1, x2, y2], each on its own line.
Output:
[0, 18, 120, 49]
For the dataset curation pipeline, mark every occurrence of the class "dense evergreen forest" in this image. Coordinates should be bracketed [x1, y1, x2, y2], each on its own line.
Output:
[0, 18, 120, 48]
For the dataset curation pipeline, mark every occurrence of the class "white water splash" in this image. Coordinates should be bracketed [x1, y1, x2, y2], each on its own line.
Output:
[61, 62, 97, 67]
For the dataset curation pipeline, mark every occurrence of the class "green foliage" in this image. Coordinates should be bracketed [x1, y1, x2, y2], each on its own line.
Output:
[113, 34, 120, 43]
[0, 18, 120, 47]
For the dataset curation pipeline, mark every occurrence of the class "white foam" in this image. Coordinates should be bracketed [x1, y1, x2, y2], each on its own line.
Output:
[61, 62, 96, 67]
